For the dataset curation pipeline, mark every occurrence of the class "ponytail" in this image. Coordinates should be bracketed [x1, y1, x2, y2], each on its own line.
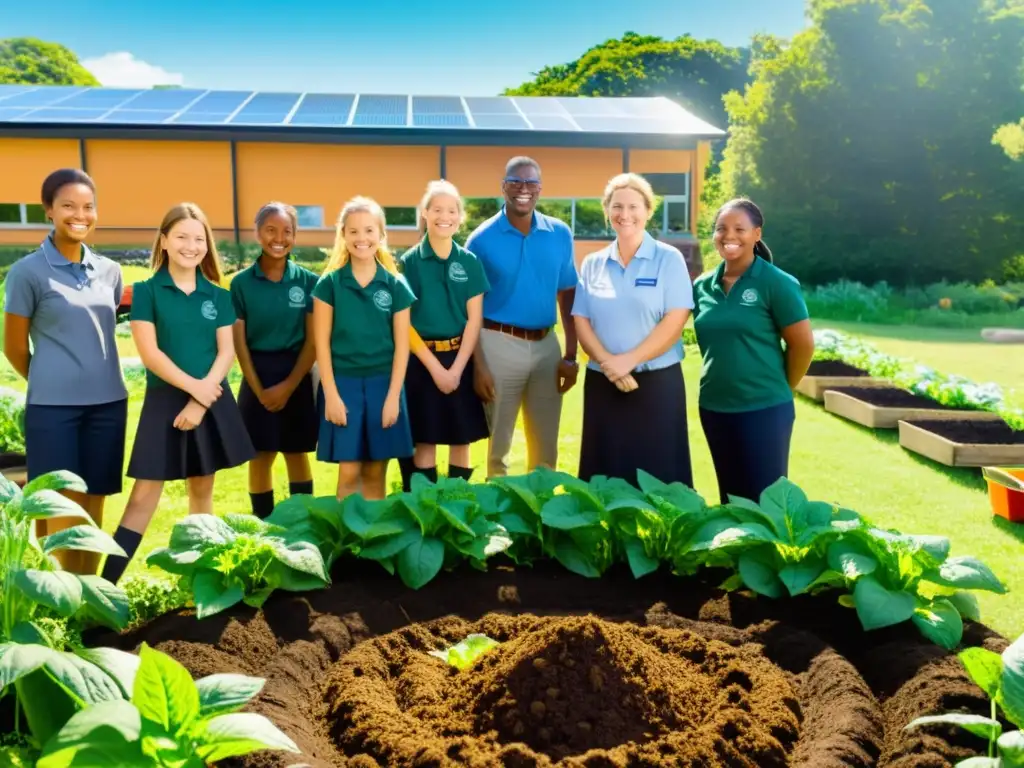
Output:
[754, 240, 773, 264]
[715, 198, 773, 264]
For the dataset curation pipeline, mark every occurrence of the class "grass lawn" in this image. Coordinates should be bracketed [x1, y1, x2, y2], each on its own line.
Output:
[2, 317, 1022, 640]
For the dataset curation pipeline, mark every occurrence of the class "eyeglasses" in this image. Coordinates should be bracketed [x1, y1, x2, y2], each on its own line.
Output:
[503, 177, 540, 188]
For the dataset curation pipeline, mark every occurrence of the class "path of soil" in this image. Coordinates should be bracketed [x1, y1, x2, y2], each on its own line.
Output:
[96, 560, 1008, 768]
[904, 419, 1024, 445]
[830, 386, 977, 411]
[807, 360, 870, 377]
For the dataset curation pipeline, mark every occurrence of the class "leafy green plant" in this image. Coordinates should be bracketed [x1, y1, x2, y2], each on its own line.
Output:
[120, 574, 191, 628]
[0, 386, 25, 454]
[905, 632, 1024, 766]
[428, 634, 500, 670]
[146, 514, 329, 619]
[901, 365, 1005, 412]
[812, 328, 904, 379]
[36, 642, 299, 767]
[0, 470, 135, 746]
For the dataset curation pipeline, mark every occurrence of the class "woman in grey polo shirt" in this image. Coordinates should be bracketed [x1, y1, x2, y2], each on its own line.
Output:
[3, 168, 128, 575]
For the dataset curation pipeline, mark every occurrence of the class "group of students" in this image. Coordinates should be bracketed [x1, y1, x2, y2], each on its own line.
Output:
[2, 159, 817, 585]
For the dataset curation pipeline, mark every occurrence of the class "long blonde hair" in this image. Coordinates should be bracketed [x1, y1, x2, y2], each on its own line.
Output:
[151, 202, 224, 283]
[323, 196, 399, 275]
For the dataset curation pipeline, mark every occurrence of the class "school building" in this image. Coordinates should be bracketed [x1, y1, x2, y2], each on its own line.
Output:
[0, 85, 724, 270]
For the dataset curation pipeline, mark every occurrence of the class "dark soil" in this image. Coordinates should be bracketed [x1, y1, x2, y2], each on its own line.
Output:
[807, 360, 870, 377]
[831, 386, 974, 411]
[904, 419, 1024, 445]
[93, 560, 1008, 768]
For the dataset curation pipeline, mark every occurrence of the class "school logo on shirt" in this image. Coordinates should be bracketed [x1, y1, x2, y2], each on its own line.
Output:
[288, 286, 306, 308]
[201, 300, 218, 320]
[372, 289, 393, 312]
[740, 288, 759, 306]
[448, 261, 468, 283]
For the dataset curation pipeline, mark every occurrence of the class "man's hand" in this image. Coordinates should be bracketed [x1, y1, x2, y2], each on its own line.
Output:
[474, 362, 496, 403]
[556, 359, 578, 394]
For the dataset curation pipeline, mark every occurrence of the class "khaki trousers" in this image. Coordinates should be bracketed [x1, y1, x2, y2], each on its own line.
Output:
[479, 328, 563, 478]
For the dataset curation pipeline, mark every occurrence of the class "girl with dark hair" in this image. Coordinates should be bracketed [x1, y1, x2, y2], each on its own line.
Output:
[230, 202, 319, 518]
[692, 198, 815, 503]
[2, 168, 127, 575]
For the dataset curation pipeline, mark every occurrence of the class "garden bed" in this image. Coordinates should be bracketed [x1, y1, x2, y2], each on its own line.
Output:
[823, 386, 1004, 429]
[898, 419, 1024, 467]
[796, 360, 890, 402]
[0, 451, 26, 486]
[95, 559, 1006, 768]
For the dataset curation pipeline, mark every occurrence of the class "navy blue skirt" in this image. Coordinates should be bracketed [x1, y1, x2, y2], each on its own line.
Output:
[127, 383, 255, 481]
[238, 349, 318, 454]
[405, 348, 489, 446]
[317, 372, 413, 463]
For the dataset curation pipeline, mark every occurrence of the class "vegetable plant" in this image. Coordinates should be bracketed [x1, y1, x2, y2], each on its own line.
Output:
[428, 634, 500, 670]
[145, 513, 329, 619]
[0, 470, 135, 746]
[36, 642, 299, 767]
[905, 631, 1024, 766]
[0, 386, 25, 454]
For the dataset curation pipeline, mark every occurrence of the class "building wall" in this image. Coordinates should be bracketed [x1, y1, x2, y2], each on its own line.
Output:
[0, 136, 706, 250]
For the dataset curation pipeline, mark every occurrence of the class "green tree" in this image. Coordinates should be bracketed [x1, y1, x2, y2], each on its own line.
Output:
[721, 0, 1024, 286]
[0, 38, 99, 86]
[504, 31, 750, 131]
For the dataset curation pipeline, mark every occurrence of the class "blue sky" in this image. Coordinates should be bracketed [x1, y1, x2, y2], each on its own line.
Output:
[2, 0, 808, 94]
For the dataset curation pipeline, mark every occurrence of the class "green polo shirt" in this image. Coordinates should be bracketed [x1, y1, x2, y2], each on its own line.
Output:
[692, 257, 809, 413]
[230, 256, 318, 353]
[398, 238, 490, 339]
[131, 267, 236, 389]
[312, 261, 416, 378]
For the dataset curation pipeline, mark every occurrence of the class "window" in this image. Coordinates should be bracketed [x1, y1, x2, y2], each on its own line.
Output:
[384, 206, 418, 229]
[0, 203, 47, 226]
[295, 205, 324, 228]
[648, 196, 690, 238]
[535, 200, 572, 229]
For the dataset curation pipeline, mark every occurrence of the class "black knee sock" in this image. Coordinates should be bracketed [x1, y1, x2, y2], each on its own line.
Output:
[399, 456, 416, 492]
[100, 527, 143, 585]
[250, 490, 275, 519]
[448, 465, 475, 481]
[413, 466, 438, 485]
[289, 480, 313, 497]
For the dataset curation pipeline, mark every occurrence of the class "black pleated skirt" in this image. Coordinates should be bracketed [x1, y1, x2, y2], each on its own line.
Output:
[578, 364, 693, 488]
[238, 349, 318, 454]
[405, 348, 490, 446]
[127, 382, 256, 481]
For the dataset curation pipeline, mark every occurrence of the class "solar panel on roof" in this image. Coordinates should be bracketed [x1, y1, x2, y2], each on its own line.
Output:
[526, 115, 579, 131]
[128, 89, 208, 110]
[413, 113, 469, 127]
[0, 87, 86, 107]
[356, 94, 407, 114]
[471, 113, 531, 130]
[0, 107, 33, 120]
[58, 89, 142, 109]
[172, 90, 252, 122]
[412, 96, 464, 114]
[289, 112, 350, 126]
[557, 97, 632, 117]
[512, 97, 573, 116]
[0, 86, 41, 103]
[351, 112, 407, 127]
[15, 108, 108, 122]
[464, 97, 518, 115]
[229, 92, 301, 124]
[99, 110, 177, 124]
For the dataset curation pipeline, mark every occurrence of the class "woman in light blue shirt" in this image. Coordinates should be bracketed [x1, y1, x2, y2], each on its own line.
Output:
[571, 173, 695, 487]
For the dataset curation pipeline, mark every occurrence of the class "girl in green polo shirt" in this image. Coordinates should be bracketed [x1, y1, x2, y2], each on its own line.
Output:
[231, 202, 319, 519]
[312, 196, 416, 500]
[397, 180, 490, 490]
[692, 198, 815, 504]
[101, 203, 255, 583]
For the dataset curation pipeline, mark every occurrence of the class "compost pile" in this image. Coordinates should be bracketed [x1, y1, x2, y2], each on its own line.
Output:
[102, 561, 1005, 768]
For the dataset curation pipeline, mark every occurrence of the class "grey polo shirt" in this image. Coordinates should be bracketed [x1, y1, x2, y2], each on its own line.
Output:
[4, 236, 128, 406]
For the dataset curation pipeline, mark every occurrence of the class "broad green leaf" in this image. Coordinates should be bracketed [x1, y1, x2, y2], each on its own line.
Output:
[133, 644, 201, 737]
[343, 496, 411, 540]
[738, 551, 784, 598]
[827, 540, 879, 579]
[953, 759, 1000, 768]
[428, 634, 500, 670]
[396, 537, 445, 589]
[0, 642, 52, 688]
[541, 494, 601, 530]
[194, 712, 299, 762]
[0, 472, 22, 503]
[792, 500, 838, 532]
[146, 547, 203, 576]
[192, 571, 244, 619]
[14, 569, 83, 616]
[924, 556, 1008, 595]
[23, 470, 88, 496]
[958, 647, 1004, 700]
[622, 537, 660, 579]
[905, 713, 1002, 741]
[949, 591, 982, 623]
[999, 634, 1024, 729]
[76, 647, 140, 699]
[21, 490, 95, 523]
[168, 514, 236, 551]
[21, 647, 123, 707]
[908, 534, 952, 565]
[77, 575, 131, 630]
[195, 673, 266, 718]
[272, 541, 329, 581]
[853, 576, 917, 631]
[552, 538, 601, 578]
[723, 495, 782, 535]
[437, 499, 476, 535]
[10, 620, 50, 646]
[998, 730, 1024, 764]
[702, 522, 777, 551]
[358, 528, 421, 560]
[41, 526, 127, 557]
[36, 699, 143, 768]
[758, 477, 809, 538]
[912, 598, 964, 650]
[778, 559, 827, 596]
[495, 513, 535, 536]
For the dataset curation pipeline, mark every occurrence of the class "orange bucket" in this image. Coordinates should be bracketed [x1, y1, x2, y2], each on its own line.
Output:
[984, 467, 1024, 523]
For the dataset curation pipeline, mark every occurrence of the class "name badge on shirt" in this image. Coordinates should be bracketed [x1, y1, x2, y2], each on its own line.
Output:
[634, 277, 658, 287]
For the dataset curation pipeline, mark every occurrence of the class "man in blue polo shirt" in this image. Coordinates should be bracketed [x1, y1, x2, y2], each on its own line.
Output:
[466, 156, 579, 478]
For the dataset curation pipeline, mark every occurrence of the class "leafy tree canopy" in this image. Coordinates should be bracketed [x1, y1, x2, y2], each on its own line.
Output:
[0, 37, 99, 86]
[503, 31, 751, 130]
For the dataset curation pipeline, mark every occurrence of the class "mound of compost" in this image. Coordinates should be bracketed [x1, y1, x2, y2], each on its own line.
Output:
[95, 560, 1007, 768]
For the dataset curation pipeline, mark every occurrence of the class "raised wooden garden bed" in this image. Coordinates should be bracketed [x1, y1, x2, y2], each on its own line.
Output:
[796, 360, 890, 402]
[898, 419, 1024, 467]
[823, 386, 1003, 429]
[0, 451, 26, 487]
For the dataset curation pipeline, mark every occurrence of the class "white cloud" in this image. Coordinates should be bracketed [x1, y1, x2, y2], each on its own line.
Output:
[82, 52, 184, 88]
